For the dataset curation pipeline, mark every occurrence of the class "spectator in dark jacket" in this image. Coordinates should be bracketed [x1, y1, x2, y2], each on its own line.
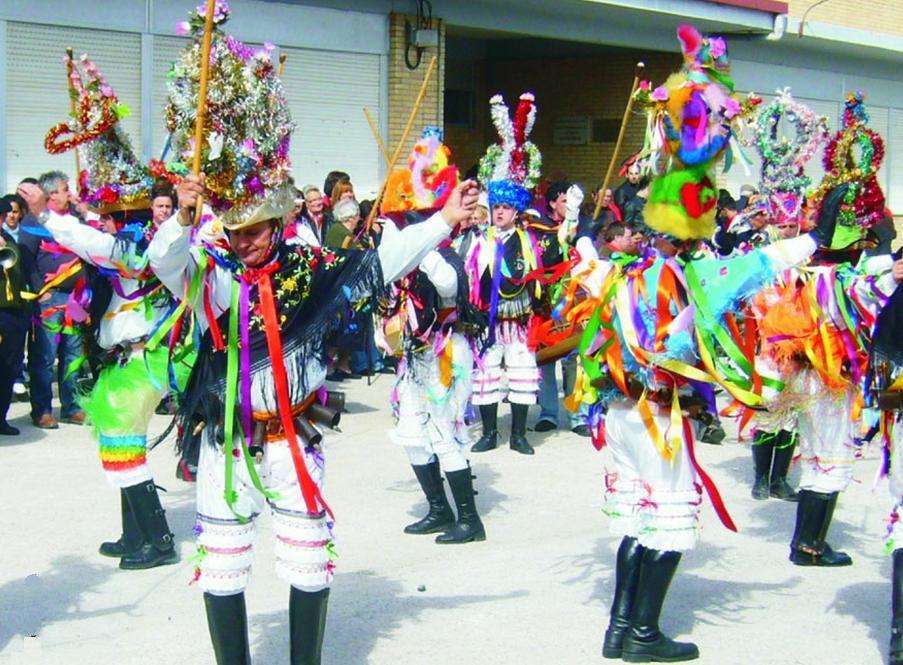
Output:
[16, 173, 86, 429]
[0, 197, 31, 434]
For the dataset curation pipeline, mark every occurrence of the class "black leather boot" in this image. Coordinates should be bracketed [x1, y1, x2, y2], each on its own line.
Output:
[621, 549, 699, 662]
[603, 536, 645, 659]
[471, 403, 499, 453]
[509, 403, 534, 455]
[751, 432, 773, 500]
[770, 431, 799, 501]
[789, 490, 852, 566]
[290, 587, 329, 665]
[404, 460, 455, 535]
[435, 468, 486, 544]
[120, 480, 178, 570]
[99, 488, 143, 558]
[891, 549, 903, 665]
[204, 592, 251, 665]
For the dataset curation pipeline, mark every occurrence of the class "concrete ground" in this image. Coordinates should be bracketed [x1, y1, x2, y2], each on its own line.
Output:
[0, 377, 893, 665]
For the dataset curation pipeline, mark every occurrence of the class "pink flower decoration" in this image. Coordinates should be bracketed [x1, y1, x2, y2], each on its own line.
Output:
[639, 80, 651, 91]
[175, 21, 191, 36]
[709, 37, 726, 59]
[100, 84, 113, 97]
[651, 86, 669, 102]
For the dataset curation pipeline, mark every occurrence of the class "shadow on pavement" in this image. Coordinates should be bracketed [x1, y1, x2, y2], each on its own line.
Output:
[392, 463, 509, 520]
[0, 555, 132, 654]
[248, 569, 527, 663]
[0, 417, 48, 446]
[832, 577, 890, 660]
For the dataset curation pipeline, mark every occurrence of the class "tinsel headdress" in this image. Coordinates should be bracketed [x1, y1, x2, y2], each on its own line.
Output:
[812, 91, 886, 248]
[45, 53, 163, 214]
[166, 0, 294, 230]
[381, 126, 459, 215]
[477, 93, 542, 212]
[633, 25, 759, 240]
[752, 89, 829, 225]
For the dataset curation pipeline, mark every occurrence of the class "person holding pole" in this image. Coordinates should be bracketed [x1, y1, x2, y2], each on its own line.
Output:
[148, 5, 479, 662]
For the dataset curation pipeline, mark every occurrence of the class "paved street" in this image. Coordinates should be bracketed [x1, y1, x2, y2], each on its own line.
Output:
[0, 378, 892, 664]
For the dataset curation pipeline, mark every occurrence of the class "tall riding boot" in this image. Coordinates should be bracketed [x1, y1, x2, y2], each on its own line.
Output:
[120, 480, 178, 570]
[290, 587, 329, 665]
[509, 403, 534, 455]
[471, 403, 499, 453]
[750, 432, 774, 500]
[770, 431, 799, 501]
[435, 468, 486, 544]
[789, 490, 852, 566]
[622, 549, 699, 662]
[99, 488, 143, 557]
[205, 592, 251, 665]
[890, 549, 903, 665]
[404, 460, 455, 535]
[603, 536, 645, 659]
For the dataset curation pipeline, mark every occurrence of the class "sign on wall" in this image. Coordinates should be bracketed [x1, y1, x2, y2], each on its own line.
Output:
[553, 116, 591, 146]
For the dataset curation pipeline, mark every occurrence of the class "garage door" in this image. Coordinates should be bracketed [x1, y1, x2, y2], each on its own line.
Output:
[5, 22, 141, 192]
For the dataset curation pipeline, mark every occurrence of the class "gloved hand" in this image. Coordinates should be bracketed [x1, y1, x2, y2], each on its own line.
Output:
[810, 184, 850, 248]
[565, 185, 584, 222]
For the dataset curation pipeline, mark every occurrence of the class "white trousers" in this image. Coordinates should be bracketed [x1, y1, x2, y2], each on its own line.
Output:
[602, 402, 701, 552]
[194, 435, 333, 595]
[392, 333, 472, 472]
[791, 370, 857, 494]
[886, 413, 903, 551]
[472, 322, 539, 406]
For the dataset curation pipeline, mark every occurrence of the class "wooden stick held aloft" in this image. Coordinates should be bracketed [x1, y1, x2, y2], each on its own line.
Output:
[593, 62, 645, 221]
[191, 0, 218, 226]
[65, 48, 82, 180]
[363, 107, 391, 167]
[365, 55, 437, 229]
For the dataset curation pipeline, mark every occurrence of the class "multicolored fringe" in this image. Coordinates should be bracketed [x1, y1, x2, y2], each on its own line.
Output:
[98, 433, 147, 473]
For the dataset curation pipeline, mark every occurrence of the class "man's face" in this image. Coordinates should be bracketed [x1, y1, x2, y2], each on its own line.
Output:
[627, 164, 641, 185]
[549, 192, 567, 221]
[151, 196, 173, 224]
[305, 191, 324, 216]
[599, 188, 612, 207]
[48, 180, 70, 213]
[5, 202, 22, 230]
[100, 215, 118, 234]
[231, 220, 275, 267]
[775, 221, 799, 239]
[341, 214, 360, 231]
[492, 203, 517, 230]
[608, 228, 639, 255]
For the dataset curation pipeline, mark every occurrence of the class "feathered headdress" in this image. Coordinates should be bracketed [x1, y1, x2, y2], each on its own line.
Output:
[633, 25, 758, 240]
[45, 53, 162, 214]
[166, 0, 295, 230]
[752, 89, 829, 225]
[477, 93, 542, 212]
[811, 91, 886, 249]
[381, 126, 459, 215]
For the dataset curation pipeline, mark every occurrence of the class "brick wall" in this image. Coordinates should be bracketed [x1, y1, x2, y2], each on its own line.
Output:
[788, 0, 903, 38]
[387, 13, 445, 169]
[446, 52, 679, 192]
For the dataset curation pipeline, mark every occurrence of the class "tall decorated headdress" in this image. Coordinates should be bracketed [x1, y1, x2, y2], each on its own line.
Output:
[811, 91, 886, 248]
[166, 0, 294, 230]
[45, 53, 167, 214]
[478, 93, 542, 212]
[381, 126, 459, 216]
[634, 24, 758, 240]
[752, 88, 829, 225]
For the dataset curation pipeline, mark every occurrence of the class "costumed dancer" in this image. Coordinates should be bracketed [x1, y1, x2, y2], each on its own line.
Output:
[743, 90, 829, 502]
[379, 127, 487, 544]
[24, 52, 191, 570]
[468, 92, 544, 456]
[871, 263, 903, 665]
[147, 6, 479, 662]
[554, 26, 836, 661]
[752, 91, 896, 567]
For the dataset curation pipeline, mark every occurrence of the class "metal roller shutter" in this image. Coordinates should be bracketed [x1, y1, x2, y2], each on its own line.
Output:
[151, 35, 190, 160]
[279, 46, 382, 197]
[5, 22, 141, 191]
[889, 108, 903, 214]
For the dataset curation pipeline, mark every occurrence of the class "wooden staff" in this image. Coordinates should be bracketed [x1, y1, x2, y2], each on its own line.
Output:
[191, 0, 218, 226]
[278, 53, 287, 77]
[365, 55, 437, 229]
[64, 48, 81, 180]
[363, 107, 391, 166]
[593, 61, 645, 220]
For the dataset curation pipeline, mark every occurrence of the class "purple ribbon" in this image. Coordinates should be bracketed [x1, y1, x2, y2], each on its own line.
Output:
[481, 238, 505, 355]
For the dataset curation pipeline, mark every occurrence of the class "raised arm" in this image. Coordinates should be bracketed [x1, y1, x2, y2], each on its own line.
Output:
[42, 211, 122, 269]
[147, 215, 200, 299]
[419, 250, 458, 298]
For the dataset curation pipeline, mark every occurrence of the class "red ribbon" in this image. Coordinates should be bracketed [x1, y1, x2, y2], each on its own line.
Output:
[203, 257, 225, 351]
[682, 416, 737, 532]
[251, 265, 332, 519]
